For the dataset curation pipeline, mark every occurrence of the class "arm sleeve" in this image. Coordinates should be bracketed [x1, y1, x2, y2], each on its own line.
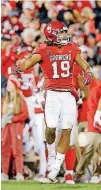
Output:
[12, 99, 28, 122]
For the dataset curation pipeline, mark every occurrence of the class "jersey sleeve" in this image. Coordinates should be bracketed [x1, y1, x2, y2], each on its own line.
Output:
[33, 45, 42, 55]
[73, 43, 81, 60]
[32, 44, 46, 60]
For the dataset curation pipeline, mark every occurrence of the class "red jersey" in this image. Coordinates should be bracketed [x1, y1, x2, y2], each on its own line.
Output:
[73, 62, 83, 89]
[87, 83, 101, 133]
[17, 46, 35, 97]
[34, 42, 80, 90]
[20, 68, 34, 97]
[78, 99, 88, 122]
[1, 48, 17, 78]
[78, 79, 100, 123]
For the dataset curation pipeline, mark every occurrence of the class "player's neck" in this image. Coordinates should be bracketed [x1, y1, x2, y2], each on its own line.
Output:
[57, 45, 63, 48]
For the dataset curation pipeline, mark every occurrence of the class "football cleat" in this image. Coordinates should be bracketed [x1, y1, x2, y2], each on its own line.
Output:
[47, 168, 59, 182]
[65, 174, 75, 184]
[34, 174, 51, 183]
[83, 72, 93, 86]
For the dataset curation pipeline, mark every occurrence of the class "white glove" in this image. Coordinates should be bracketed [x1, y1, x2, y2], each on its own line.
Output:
[94, 110, 101, 126]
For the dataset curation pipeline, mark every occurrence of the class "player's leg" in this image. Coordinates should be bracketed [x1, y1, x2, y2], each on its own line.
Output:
[11, 123, 24, 181]
[75, 132, 96, 183]
[45, 90, 61, 173]
[55, 123, 77, 184]
[65, 146, 76, 184]
[65, 125, 78, 184]
[34, 113, 47, 177]
[1, 126, 11, 181]
[90, 134, 101, 183]
[48, 92, 77, 181]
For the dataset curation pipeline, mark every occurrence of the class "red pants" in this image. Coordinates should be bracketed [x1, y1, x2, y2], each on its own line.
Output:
[1, 122, 24, 174]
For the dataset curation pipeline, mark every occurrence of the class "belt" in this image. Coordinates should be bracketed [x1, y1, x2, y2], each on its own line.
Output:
[48, 88, 79, 101]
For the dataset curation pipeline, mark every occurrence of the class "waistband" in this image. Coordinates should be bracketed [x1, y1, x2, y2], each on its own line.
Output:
[47, 88, 79, 101]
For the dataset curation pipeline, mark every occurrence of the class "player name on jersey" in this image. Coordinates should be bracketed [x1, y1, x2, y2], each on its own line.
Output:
[50, 54, 71, 61]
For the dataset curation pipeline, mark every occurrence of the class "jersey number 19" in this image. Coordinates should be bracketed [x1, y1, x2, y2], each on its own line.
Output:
[52, 61, 70, 78]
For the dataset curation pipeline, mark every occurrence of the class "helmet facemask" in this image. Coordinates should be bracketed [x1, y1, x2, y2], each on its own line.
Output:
[54, 27, 71, 45]
[56, 28, 71, 45]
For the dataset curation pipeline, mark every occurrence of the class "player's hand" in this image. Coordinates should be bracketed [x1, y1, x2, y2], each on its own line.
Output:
[83, 72, 93, 86]
[7, 120, 12, 124]
[11, 63, 21, 77]
[94, 110, 101, 127]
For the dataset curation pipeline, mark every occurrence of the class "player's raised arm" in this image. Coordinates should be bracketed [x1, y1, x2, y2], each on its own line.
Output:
[75, 54, 93, 85]
[17, 54, 42, 72]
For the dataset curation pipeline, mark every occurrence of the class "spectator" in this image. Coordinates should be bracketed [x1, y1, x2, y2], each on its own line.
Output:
[1, 77, 28, 181]
[1, 74, 7, 98]
[87, 33, 96, 48]
[20, 1, 35, 23]
[47, 6, 59, 22]
[29, 18, 41, 31]
[81, 7, 96, 35]
[9, 10, 23, 36]
[93, 0, 101, 32]
[57, 0, 74, 24]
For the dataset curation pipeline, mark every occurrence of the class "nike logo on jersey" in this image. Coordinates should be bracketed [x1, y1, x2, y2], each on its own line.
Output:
[46, 50, 52, 55]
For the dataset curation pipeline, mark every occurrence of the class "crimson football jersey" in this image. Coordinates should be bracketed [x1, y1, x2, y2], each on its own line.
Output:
[7, 65, 34, 97]
[88, 83, 101, 113]
[73, 62, 83, 89]
[17, 46, 35, 97]
[20, 68, 34, 97]
[87, 83, 101, 133]
[1, 48, 17, 78]
[34, 42, 80, 90]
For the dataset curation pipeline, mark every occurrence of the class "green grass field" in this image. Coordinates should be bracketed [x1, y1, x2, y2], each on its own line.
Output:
[1, 181, 101, 190]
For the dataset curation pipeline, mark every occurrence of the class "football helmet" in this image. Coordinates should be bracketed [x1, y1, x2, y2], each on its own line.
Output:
[44, 20, 71, 45]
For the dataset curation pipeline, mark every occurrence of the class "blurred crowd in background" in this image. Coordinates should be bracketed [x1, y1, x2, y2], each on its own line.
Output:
[1, 0, 101, 182]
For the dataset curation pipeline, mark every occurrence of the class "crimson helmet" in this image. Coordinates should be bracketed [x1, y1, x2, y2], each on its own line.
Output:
[44, 20, 70, 45]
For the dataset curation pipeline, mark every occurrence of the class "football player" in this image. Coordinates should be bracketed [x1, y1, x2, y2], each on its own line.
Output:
[15, 20, 93, 182]
[76, 83, 101, 183]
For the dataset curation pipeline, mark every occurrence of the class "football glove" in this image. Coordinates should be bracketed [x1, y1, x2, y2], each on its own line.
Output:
[83, 72, 93, 86]
[11, 63, 21, 77]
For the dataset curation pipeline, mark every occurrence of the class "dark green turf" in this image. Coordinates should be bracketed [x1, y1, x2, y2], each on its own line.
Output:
[1, 181, 101, 190]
